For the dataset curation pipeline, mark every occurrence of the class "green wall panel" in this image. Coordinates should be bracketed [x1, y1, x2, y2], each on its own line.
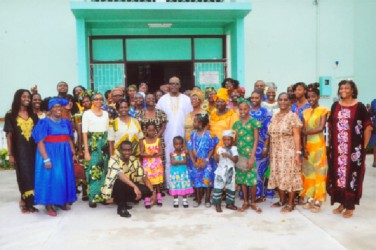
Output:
[92, 39, 123, 61]
[126, 38, 191, 61]
[194, 38, 223, 60]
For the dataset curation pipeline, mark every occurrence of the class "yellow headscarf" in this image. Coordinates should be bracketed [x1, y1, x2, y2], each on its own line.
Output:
[214, 88, 229, 103]
[190, 89, 204, 102]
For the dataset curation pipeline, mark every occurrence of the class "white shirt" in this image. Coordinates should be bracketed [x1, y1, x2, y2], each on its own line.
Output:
[82, 109, 109, 133]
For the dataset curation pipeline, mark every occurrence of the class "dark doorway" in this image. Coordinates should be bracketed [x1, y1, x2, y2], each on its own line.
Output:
[126, 61, 194, 93]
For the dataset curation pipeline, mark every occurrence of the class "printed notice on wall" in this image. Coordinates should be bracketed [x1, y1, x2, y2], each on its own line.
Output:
[199, 71, 220, 85]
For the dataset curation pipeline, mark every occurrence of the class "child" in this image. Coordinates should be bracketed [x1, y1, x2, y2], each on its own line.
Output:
[169, 136, 194, 208]
[212, 130, 239, 213]
[187, 113, 218, 208]
[232, 99, 262, 213]
[140, 123, 164, 208]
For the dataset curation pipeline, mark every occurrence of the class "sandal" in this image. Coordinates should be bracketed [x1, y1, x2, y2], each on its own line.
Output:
[157, 193, 163, 207]
[343, 209, 354, 218]
[20, 206, 30, 214]
[332, 204, 345, 214]
[271, 201, 285, 208]
[303, 198, 314, 209]
[46, 206, 57, 217]
[225, 204, 238, 210]
[144, 197, 151, 209]
[255, 197, 266, 203]
[215, 204, 223, 213]
[238, 203, 249, 212]
[311, 202, 321, 213]
[281, 204, 294, 214]
[250, 203, 262, 214]
[29, 206, 39, 213]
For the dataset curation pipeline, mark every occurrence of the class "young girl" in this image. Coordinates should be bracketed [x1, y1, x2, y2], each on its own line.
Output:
[169, 136, 194, 208]
[232, 99, 262, 213]
[187, 113, 218, 208]
[213, 130, 239, 213]
[140, 123, 164, 208]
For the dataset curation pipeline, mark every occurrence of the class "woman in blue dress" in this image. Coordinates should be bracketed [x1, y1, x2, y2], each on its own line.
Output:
[249, 91, 274, 201]
[187, 113, 218, 208]
[32, 98, 77, 216]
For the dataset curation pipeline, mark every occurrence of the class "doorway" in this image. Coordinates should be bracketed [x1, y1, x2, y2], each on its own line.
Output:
[126, 61, 194, 93]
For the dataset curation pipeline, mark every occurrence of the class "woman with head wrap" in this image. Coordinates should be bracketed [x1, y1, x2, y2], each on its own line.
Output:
[209, 88, 239, 153]
[202, 87, 217, 114]
[184, 89, 207, 140]
[127, 84, 137, 107]
[32, 97, 77, 216]
[129, 92, 145, 118]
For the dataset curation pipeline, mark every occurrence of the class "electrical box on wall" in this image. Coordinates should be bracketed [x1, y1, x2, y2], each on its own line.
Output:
[319, 76, 332, 96]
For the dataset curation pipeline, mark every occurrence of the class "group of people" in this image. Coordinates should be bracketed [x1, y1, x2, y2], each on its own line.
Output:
[4, 76, 373, 219]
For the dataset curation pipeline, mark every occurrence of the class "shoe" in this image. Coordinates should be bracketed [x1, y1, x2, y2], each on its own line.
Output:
[372, 162, 376, 168]
[332, 204, 345, 214]
[193, 201, 201, 208]
[225, 204, 238, 210]
[157, 193, 163, 206]
[311, 202, 321, 213]
[144, 197, 151, 209]
[205, 202, 212, 208]
[343, 209, 354, 218]
[281, 204, 294, 214]
[215, 204, 223, 213]
[182, 199, 188, 208]
[303, 198, 314, 209]
[117, 207, 131, 218]
[173, 199, 179, 208]
[89, 202, 97, 208]
[46, 206, 57, 217]
[29, 206, 39, 213]
[250, 203, 262, 214]
[82, 196, 89, 201]
[125, 204, 133, 210]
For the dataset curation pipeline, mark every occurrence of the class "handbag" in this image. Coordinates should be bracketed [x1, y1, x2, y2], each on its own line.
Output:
[235, 155, 249, 171]
[74, 162, 86, 181]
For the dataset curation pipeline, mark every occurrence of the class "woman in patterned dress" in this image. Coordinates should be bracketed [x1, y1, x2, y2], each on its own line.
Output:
[268, 92, 303, 213]
[327, 80, 372, 218]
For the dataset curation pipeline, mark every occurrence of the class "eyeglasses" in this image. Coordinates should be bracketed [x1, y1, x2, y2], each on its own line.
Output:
[169, 82, 179, 86]
[112, 94, 123, 97]
[93, 98, 103, 101]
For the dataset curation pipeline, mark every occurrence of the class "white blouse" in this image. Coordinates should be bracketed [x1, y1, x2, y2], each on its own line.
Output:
[82, 110, 109, 133]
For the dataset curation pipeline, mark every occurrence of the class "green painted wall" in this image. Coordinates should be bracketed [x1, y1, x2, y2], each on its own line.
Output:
[194, 38, 223, 60]
[92, 39, 123, 61]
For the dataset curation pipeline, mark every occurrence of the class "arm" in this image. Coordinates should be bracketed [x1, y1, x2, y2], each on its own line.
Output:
[157, 122, 166, 138]
[108, 141, 114, 157]
[75, 121, 83, 157]
[248, 128, 259, 169]
[261, 138, 269, 158]
[37, 139, 52, 169]
[68, 137, 77, 163]
[6, 132, 15, 166]
[117, 172, 141, 200]
[364, 125, 373, 149]
[83, 132, 90, 162]
[292, 127, 302, 168]
[304, 114, 328, 135]
[142, 175, 154, 193]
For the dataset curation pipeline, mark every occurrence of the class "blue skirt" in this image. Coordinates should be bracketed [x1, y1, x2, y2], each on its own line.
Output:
[34, 141, 77, 205]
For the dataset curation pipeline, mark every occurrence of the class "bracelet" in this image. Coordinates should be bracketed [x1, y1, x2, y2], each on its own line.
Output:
[295, 151, 302, 155]
[205, 158, 209, 162]
[43, 158, 51, 163]
[262, 147, 268, 152]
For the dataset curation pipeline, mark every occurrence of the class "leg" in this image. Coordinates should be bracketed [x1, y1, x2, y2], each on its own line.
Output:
[239, 185, 249, 212]
[112, 179, 134, 217]
[225, 189, 237, 210]
[204, 188, 212, 207]
[272, 189, 286, 207]
[249, 185, 262, 214]
[373, 148, 376, 167]
[193, 188, 203, 207]
[156, 185, 163, 206]
[281, 191, 295, 214]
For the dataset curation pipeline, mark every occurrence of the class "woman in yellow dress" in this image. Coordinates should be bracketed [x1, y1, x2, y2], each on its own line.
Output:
[209, 88, 239, 153]
[184, 89, 206, 141]
[300, 83, 329, 213]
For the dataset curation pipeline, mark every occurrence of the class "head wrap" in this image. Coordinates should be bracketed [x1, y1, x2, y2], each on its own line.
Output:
[238, 97, 251, 107]
[222, 130, 235, 138]
[135, 92, 145, 100]
[127, 84, 137, 91]
[238, 87, 246, 97]
[48, 97, 69, 111]
[214, 88, 229, 103]
[190, 89, 204, 102]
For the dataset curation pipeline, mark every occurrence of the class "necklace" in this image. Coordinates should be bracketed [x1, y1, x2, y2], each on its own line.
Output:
[169, 94, 180, 115]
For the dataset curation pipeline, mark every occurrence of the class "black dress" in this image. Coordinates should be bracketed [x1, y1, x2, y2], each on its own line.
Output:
[3, 111, 38, 208]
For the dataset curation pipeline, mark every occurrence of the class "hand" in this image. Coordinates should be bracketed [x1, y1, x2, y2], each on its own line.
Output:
[84, 151, 91, 162]
[72, 154, 78, 163]
[221, 153, 230, 158]
[30, 85, 38, 94]
[45, 162, 52, 169]
[304, 149, 309, 159]
[170, 158, 176, 166]
[77, 150, 84, 159]
[9, 156, 15, 166]
[133, 186, 142, 200]
[248, 156, 255, 170]
[261, 150, 268, 158]
[294, 154, 301, 168]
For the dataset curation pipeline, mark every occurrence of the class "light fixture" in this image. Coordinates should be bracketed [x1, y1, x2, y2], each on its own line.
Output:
[147, 23, 173, 28]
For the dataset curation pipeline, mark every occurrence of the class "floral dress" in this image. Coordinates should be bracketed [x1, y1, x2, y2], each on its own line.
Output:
[141, 138, 164, 185]
[169, 150, 194, 196]
[327, 102, 372, 209]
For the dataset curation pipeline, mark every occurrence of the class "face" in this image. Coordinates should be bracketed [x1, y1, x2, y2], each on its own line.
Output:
[250, 93, 262, 107]
[169, 77, 181, 94]
[120, 144, 132, 159]
[155, 91, 163, 101]
[278, 94, 290, 111]
[145, 94, 156, 107]
[146, 125, 156, 137]
[287, 86, 294, 95]
[231, 90, 240, 103]
[106, 93, 112, 104]
[173, 139, 184, 151]
[65, 100, 73, 110]
[118, 101, 129, 117]
[92, 94, 104, 108]
[134, 94, 144, 106]
[223, 136, 233, 147]
[254, 81, 265, 91]
[266, 88, 276, 101]
[339, 83, 353, 99]
[208, 91, 216, 102]
[225, 81, 234, 92]
[307, 91, 319, 107]
[294, 85, 306, 99]
[190, 95, 201, 108]
[32, 94, 41, 109]
[111, 90, 123, 104]
[74, 87, 84, 97]
[139, 83, 148, 93]
[20, 92, 31, 108]
[160, 84, 170, 93]
[57, 82, 68, 94]
[82, 97, 92, 110]
[51, 104, 62, 118]
[215, 98, 227, 111]
[127, 88, 137, 98]
[238, 102, 250, 118]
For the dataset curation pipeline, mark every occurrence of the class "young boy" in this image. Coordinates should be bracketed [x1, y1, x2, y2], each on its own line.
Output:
[212, 130, 239, 213]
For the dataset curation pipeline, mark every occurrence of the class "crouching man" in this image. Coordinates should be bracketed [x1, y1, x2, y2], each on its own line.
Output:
[100, 140, 153, 217]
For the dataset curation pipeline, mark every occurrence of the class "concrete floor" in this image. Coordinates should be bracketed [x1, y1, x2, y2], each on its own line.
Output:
[1, 156, 375, 250]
